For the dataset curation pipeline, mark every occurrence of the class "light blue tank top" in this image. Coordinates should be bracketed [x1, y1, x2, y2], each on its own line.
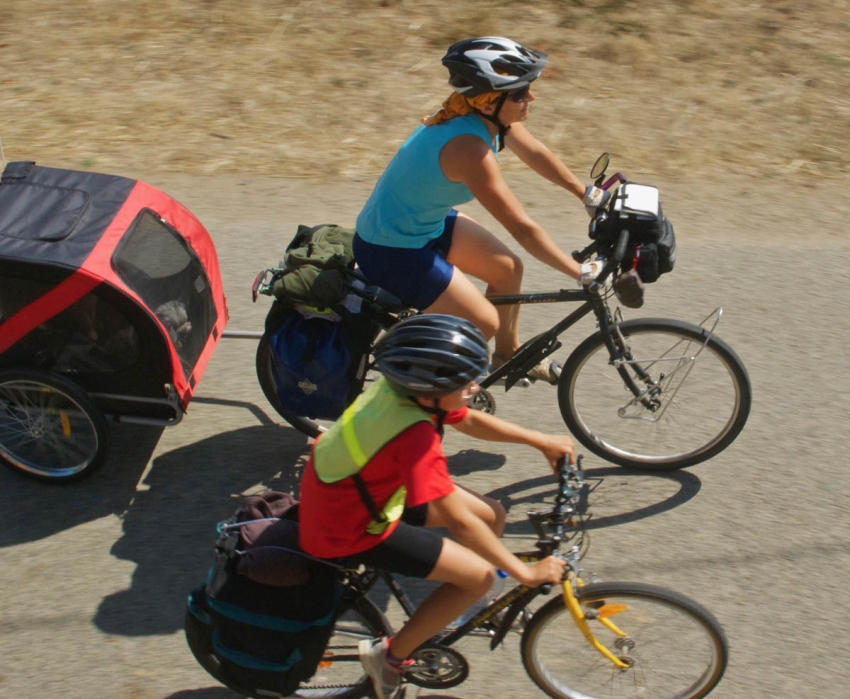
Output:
[355, 114, 497, 249]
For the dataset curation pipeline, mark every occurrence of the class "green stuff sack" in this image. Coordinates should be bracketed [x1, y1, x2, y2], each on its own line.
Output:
[271, 224, 357, 309]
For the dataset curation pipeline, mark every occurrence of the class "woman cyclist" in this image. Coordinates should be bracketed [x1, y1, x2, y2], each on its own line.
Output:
[353, 37, 609, 383]
[297, 314, 574, 699]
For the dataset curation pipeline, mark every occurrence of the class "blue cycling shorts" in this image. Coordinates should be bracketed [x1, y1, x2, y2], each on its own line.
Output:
[352, 210, 457, 310]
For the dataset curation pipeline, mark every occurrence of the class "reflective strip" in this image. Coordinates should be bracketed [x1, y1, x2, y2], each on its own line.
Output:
[365, 485, 407, 535]
[340, 401, 368, 468]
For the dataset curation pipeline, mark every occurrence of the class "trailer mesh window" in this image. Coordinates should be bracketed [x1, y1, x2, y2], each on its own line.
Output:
[111, 209, 217, 379]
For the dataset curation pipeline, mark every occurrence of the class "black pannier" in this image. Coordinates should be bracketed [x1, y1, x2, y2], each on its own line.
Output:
[185, 491, 342, 698]
[593, 183, 677, 283]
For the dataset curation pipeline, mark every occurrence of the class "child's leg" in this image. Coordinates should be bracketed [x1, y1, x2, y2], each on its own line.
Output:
[424, 484, 505, 536]
[342, 522, 495, 661]
[388, 537, 494, 658]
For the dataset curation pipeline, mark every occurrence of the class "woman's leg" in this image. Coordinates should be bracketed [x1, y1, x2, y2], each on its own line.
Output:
[425, 212, 523, 358]
[388, 538, 495, 658]
[422, 269, 500, 341]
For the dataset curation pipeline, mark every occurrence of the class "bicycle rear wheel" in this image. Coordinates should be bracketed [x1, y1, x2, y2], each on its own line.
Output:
[292, 595, 392, 698]
[521, 581, 728, 699]
[558, 318, 751, 470]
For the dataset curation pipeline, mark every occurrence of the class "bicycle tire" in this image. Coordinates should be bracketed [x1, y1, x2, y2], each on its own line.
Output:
[521, 581, 728, 699]
[558, 318, 751, 470]
[0, 368, 111, 482]
[291, 594, 393, 698]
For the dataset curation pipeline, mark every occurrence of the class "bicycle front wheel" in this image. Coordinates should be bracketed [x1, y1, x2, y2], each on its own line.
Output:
[521, 581, 728, 699]
[558, 319, 751, 470]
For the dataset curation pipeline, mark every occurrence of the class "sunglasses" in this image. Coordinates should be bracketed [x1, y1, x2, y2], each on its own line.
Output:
[508, 85, 531, 103]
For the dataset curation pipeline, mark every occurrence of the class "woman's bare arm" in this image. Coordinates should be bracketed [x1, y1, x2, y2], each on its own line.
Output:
[505, 123, 586, 199]
[440, 134, 582, 279]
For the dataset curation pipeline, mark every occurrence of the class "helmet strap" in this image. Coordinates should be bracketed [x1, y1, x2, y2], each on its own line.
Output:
[478, 93, 510, 152]
[414, 399, 448, 439]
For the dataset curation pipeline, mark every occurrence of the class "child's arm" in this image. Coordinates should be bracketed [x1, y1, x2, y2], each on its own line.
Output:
[451, 409, 575, 470]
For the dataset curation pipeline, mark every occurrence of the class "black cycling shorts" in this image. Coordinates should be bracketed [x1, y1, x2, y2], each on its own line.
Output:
[337, 512, 443, 579]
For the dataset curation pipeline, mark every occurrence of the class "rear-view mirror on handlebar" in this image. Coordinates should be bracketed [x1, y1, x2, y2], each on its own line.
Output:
[590, 152, 610, 180]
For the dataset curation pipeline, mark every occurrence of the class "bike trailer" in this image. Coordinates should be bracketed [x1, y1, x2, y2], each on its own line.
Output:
[0, 161, 228, 480]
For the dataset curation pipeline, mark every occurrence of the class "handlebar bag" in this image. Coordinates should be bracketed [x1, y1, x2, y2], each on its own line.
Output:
[185, 491, 342, 698]
[594, 184, 677, 283]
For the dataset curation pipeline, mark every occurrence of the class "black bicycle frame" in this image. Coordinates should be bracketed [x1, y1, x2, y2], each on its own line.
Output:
[480, 288, 606, 391]
[375, 566, 547, 652]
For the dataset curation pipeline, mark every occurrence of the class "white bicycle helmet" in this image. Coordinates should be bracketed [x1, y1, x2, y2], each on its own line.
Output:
[442, 36, 548, 97]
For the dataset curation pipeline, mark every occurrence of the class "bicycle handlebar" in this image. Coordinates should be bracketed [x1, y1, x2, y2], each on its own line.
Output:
[600, 172, 627, 191]
[574, 169, 630, 284]
[594, 228, 630, 286]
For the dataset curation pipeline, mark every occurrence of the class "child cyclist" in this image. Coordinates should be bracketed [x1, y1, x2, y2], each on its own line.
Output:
[297, 314, 574, 699]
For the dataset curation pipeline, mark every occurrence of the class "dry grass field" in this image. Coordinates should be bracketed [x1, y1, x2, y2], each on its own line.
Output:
[1, 0, 849, 181]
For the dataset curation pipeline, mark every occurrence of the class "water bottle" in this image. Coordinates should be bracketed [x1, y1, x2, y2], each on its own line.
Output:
[451, 569, 508, 627]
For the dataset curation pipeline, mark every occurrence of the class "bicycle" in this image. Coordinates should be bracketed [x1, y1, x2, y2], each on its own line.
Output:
[253, 155, 751, 471]
[288, 456, 728, 699]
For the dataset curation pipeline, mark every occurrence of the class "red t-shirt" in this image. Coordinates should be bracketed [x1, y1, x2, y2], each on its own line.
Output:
[298, 407, 467, 558]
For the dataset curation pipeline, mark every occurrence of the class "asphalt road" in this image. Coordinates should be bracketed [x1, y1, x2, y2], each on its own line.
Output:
[1, 172, 848, 699]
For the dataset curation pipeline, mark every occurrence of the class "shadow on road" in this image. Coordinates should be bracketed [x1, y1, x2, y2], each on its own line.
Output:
[93, 421, 309, 637]
[164, 689, 241, 699]
[446, 448, 507, 475]
[489, 464, 702, 538]
[0, 422, 164, 548]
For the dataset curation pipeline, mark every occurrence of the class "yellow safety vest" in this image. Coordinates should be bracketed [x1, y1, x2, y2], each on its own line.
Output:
[312, 377, 432, 534]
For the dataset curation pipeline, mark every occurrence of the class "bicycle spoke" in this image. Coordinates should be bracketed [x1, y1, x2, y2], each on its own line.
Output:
[561, 320, 750, 469]
[0, 376, 105, 478]
[522, 583, 727, 699]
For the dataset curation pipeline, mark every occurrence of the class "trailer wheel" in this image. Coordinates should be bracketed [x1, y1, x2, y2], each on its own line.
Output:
[0, 368, 110, 482]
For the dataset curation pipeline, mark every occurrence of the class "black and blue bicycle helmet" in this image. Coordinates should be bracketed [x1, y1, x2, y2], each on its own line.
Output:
[374, 314, 489, 398]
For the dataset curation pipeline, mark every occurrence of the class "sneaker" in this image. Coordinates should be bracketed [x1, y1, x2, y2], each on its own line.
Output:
[527, 356, 562, 384]
[358, 637, 404, 699]
[493, 353, 561, 385]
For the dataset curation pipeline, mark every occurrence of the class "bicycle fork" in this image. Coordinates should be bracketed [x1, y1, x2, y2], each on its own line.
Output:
[562, 572, 630, 670]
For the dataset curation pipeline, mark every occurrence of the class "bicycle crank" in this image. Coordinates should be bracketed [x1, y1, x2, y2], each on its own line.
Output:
[469, 388, 496, 415]
[405, 643, 469, 690]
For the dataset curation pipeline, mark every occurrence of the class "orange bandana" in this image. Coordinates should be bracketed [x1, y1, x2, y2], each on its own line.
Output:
[422, 91, 500, 126]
